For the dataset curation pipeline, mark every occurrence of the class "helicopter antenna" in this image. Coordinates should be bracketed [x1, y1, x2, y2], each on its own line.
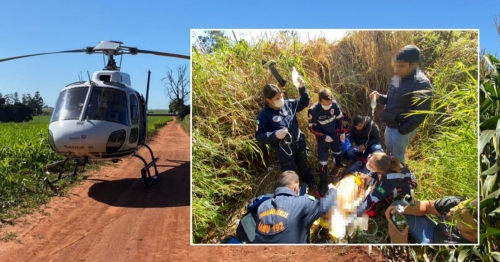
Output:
[146, 70, 151, 111]
[87, 71, 92, 83]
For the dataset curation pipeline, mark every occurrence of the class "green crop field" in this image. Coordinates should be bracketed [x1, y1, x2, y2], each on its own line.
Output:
[0, 115, 172, 224]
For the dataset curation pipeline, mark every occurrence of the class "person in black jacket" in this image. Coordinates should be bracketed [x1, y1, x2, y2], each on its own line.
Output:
[346, 115, 383, 173]
[255, 78, 315, 188]
[369, 45, 432, 165]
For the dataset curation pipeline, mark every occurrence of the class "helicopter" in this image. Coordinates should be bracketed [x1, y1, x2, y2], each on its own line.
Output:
[0, 40, 190, 190]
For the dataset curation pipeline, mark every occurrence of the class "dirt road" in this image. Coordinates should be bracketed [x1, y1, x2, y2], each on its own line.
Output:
[0, 119, 386, 262]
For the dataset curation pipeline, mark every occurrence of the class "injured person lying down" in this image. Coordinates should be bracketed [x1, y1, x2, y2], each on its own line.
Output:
[310, 152, 418, 243]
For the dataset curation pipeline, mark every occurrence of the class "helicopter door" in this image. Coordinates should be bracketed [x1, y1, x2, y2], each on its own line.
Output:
[137, 94, 147, 146]
[129, 94, 140, 146]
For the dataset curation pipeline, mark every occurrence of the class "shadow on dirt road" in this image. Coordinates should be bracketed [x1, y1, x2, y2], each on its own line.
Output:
[87, 161, 190, 208]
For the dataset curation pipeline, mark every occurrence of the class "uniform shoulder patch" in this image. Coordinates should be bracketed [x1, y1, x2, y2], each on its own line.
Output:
[376, 186, 386, 195]
[307, 195, 316, 201]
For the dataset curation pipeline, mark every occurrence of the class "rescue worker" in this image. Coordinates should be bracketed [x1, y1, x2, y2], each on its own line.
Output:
[346, 115, 383, 173]
[252, 170, 338, 243]
[356, 152, 417, 216]
[255, 78, 315, 188]
[369, 45, 432, 165]
[308, 88, 347, 196]
[385, 197, 478, 244]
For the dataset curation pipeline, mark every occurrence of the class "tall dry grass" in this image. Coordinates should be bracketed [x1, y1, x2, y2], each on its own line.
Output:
[192, 30, 478, 250]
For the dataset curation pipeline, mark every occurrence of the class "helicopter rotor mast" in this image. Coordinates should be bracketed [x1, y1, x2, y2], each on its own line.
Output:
[92, 40, 125, 71]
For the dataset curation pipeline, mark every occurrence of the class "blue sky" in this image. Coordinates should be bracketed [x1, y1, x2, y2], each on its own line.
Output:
[0, 1, 498, 108]
[0, 0, 190, 109]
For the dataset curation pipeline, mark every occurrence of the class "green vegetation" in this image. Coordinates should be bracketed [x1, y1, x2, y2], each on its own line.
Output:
[478, 53, 500, 261]
[0, 115, 171, 226]
[191, 29, 478, 255]
[180, 115, 190, 135]
[0, 116, 62, 223]
[0, 91, 45, 116]
[147, 116, 173, 139]
[148, 109, 171, 114]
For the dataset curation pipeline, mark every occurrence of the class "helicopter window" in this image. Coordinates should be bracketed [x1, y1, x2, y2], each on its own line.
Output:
[51, 86, 89, 122]
[130, 94, 139, 125]
[99, 75, 111, 82]
[129, 127, 138, 143]
[83, 87, 129, 126]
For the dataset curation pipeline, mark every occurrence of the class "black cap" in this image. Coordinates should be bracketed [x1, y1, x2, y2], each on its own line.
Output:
[395, 45, 420, 63]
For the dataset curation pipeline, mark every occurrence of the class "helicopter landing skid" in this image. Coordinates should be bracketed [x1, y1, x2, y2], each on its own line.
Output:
[44, 157, 89, 193]
[132, 144, 159, 187]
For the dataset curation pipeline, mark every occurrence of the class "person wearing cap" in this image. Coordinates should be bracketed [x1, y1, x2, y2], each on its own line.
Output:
[255, 79, 316, 189]
[369, 45, 432, 164]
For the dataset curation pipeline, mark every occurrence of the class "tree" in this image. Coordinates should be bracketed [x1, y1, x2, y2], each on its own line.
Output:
[0, 93, 4, 105]
[31, 91, 44, 115]
[4, 93, 14, 105]
[13, 92, 20, 104]
[162, 64, 190, 115]
[197, 30, 230, 53]
[0, 103, 32, 122]
[169, 98, 184, 114]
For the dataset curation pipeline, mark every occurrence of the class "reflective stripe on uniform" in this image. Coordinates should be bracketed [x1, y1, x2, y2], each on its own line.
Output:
[318, 117, 336, 125]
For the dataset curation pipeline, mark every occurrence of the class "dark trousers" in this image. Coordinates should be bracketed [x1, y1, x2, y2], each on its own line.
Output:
[275, 136, 314, 184]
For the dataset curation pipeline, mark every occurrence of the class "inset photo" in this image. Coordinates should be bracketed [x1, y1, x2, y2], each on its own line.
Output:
[190, 29, 478, 245]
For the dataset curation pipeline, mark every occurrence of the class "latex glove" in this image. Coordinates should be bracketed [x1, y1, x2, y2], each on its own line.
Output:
[324, 135, 333, 142]
[339, 133, 346, 143]
[275, 128, 288, 139]
[297, 76, 305, 88]
[369, 91, 380, 101]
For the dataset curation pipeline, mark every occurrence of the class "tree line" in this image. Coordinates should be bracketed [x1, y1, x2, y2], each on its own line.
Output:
[0, 91, 45, 122]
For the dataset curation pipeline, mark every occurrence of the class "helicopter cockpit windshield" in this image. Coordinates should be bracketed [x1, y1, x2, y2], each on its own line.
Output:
[51, 86, 129, 126]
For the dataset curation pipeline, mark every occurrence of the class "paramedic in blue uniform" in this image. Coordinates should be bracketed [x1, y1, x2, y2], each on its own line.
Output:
[308, 88, 347, 196]
[255, 78, 316, 188]
[356, 152, 417, 216]
[252, 170, 338, 243]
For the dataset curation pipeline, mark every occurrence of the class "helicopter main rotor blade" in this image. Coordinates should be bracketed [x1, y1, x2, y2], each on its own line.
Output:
[135, 49, 190, 60]
[0, 49, 87, 63]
